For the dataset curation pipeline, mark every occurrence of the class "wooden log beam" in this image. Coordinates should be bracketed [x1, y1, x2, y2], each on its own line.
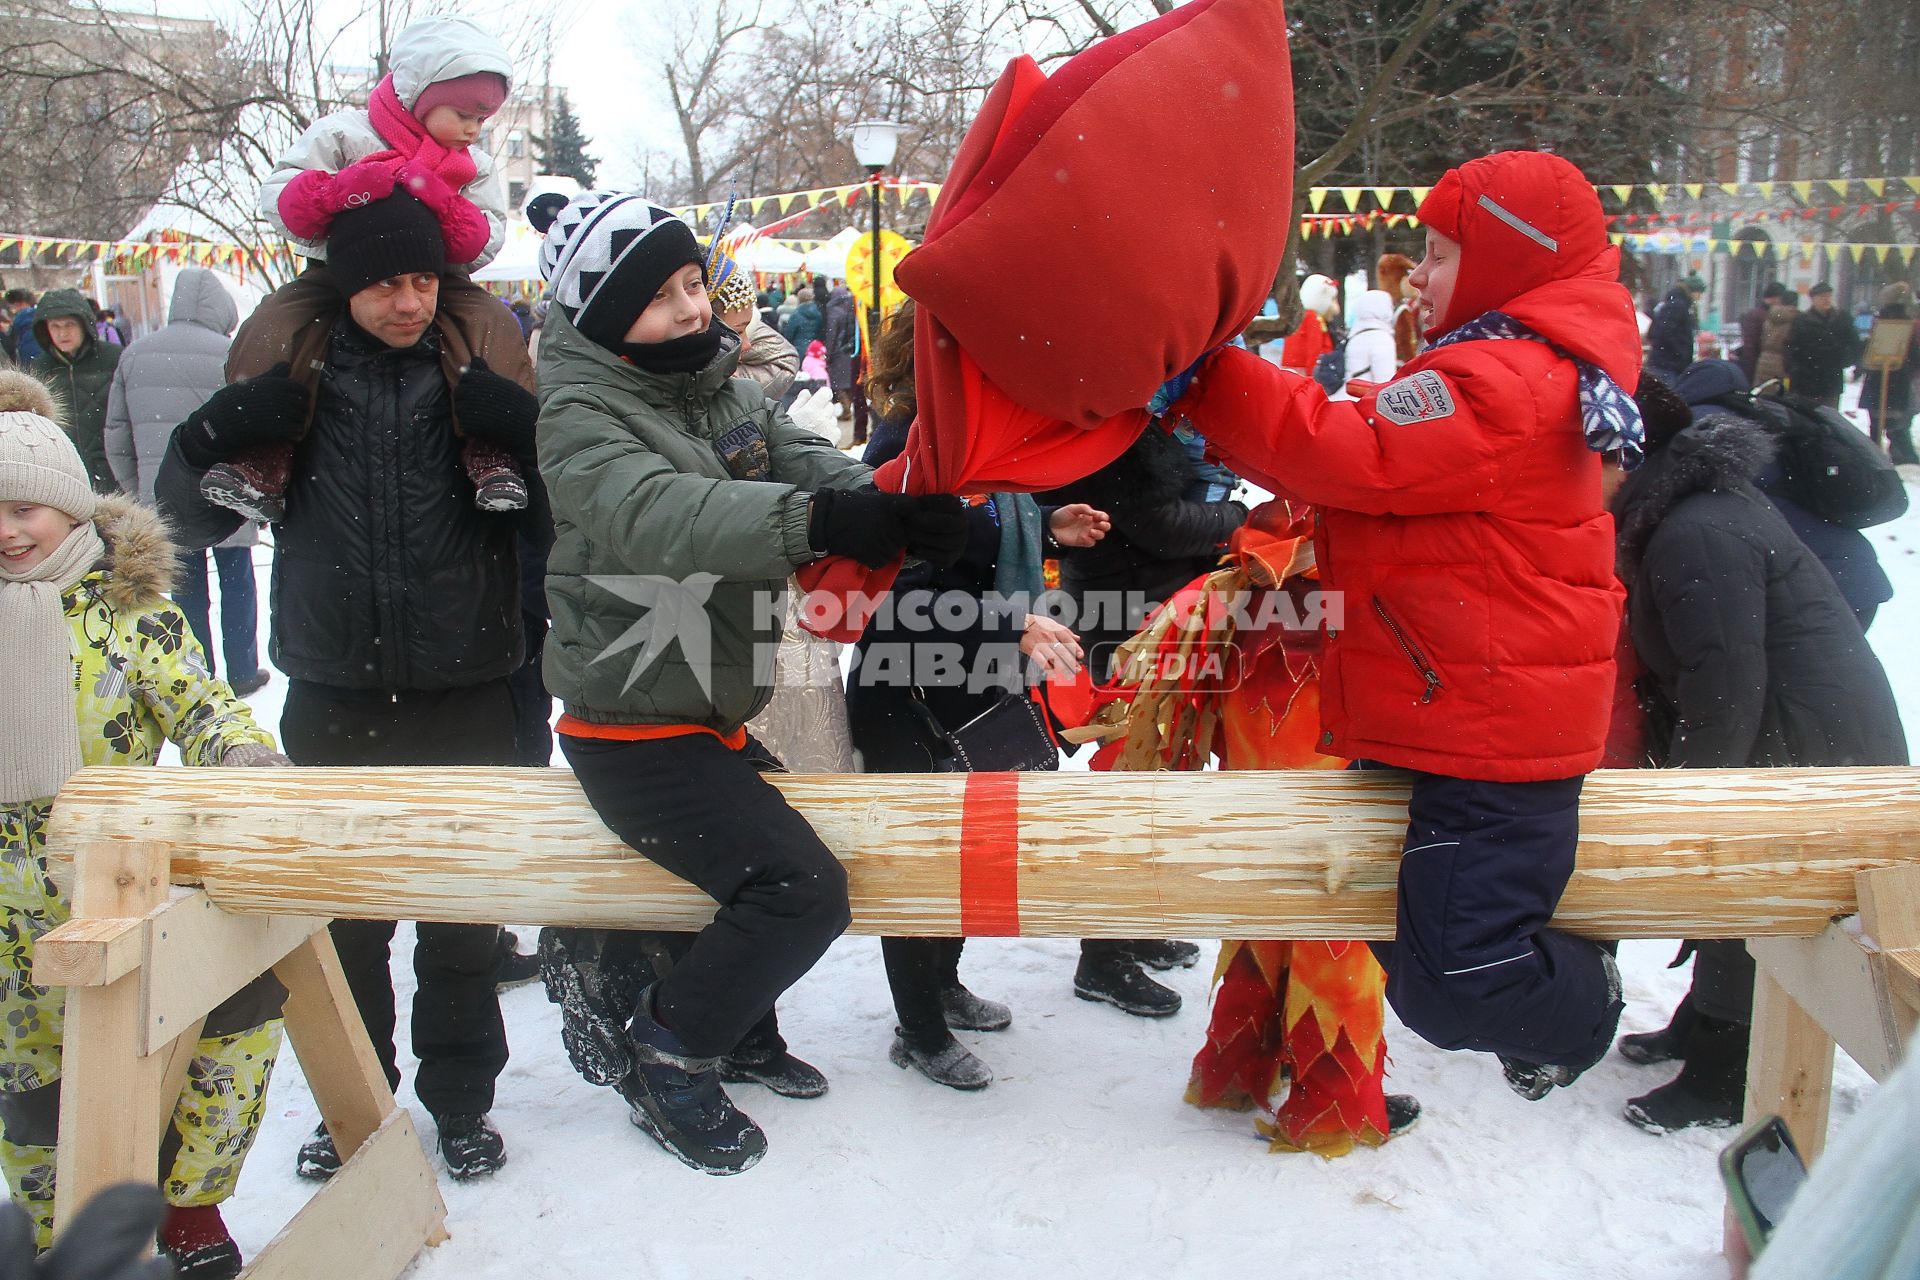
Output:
[44, 764, 1920, 940]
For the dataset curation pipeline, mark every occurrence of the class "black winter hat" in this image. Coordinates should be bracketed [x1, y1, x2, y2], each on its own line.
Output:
[326, 192, 447, 298]
[1634, 372, 1695, 454]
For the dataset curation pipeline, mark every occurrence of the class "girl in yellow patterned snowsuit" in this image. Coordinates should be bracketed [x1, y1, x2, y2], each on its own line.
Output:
[0, 373, 287, 1270]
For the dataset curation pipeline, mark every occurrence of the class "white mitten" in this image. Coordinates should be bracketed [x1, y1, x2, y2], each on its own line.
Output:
[789, 387, 843, 445]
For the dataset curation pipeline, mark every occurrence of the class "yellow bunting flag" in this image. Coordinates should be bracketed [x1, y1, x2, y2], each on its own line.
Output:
[1790, 181, 1813, 202]
[1826, 179, 1850, 199]
[1308, 187, 1328, 213]
[1866, 178, 1886, 197]
[1848, 243, 1868, 263]
[1646, 184, 1667, 205]
[1755, 182, 1775, 200]
[1372, 186, 1396, 210]
[1684, 183, 1703, 199]
[1719, 182, 1741, 197]
[1610, 185, 1633, 204]
[1906, 176, 1920, 196]
[1339, 187, 1361, 211]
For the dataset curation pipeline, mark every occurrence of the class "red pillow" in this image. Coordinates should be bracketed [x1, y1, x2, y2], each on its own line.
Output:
[894, 0, 1295, 428]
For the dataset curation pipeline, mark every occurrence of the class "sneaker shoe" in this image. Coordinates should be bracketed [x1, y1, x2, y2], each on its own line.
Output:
[625, 986, 766, 1175]
[889, 1032, 993, 1091]
[940, 984, 1012, 1032]
[1618, 994, 1696, 1066]
[465, 441, 528, 513]
[295, 1121, 339, 1180]
[1073, 955, 1182, 1018]
[200, 452, 288, 524]
[495, 931, 541, 990]
[228, 668, 271, 697]
[720, 1047, 829, 1099]
[1384, 1093, 1422, 1137]
[159, 1204, 242, 1279]
[1122, 939, 1203, 971]
[437, 1112, 507, 1180]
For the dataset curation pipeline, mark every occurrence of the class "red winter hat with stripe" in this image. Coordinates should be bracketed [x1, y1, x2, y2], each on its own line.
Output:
[1415, 151, 1612, 335]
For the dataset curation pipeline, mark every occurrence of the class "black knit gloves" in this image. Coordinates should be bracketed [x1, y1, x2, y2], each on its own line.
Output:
[454, 357, 540, 459]
[809, 488, 968, 568]
[174, 362, 309, 469]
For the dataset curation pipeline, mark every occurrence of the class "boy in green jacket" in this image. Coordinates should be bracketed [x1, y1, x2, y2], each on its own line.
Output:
[527, 190, 963, 1175]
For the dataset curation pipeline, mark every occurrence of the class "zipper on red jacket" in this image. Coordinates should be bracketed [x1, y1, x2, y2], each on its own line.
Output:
[1372, 595, 1444, 703]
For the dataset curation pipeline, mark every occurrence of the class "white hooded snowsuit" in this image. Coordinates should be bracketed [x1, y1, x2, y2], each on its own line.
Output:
[258, 15, 512, 269]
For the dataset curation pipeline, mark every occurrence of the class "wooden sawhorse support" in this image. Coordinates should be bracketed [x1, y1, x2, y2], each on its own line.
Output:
[35, 839, 444, 1279]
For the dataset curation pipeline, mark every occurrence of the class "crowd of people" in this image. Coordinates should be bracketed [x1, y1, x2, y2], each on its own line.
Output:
[2, 11, 1917, 1276]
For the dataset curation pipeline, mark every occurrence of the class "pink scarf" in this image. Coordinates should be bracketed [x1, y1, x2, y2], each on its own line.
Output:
[367, 75, 479, 192]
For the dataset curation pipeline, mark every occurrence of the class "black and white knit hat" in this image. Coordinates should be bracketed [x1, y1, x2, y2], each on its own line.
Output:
[527, 190, 702, 347]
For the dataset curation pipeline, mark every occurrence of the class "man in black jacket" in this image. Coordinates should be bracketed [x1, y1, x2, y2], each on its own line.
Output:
[1608, 377, 1905, 1133]
[1785, 281, 1860, 407]
[156, 193, 542, 1184]
[1644, 274, 1705, 383]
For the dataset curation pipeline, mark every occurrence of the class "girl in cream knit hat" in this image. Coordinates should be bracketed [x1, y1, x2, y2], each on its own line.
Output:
[0, 370, 288, 1276]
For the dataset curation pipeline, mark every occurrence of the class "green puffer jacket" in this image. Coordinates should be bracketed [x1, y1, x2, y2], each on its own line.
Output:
[31, 289, 121, 493]
[537, 308, 870, 732]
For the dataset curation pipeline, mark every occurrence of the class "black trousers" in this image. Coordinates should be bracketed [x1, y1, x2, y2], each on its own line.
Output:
[560, 732, 851, 1059]
[1373, 771, 1622, 1069]
[882, 937, 965, 1051]
[280, 679, 515, 1117]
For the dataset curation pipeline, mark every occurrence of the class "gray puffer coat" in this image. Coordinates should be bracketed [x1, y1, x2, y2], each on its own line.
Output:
[104, 269, 256, 548]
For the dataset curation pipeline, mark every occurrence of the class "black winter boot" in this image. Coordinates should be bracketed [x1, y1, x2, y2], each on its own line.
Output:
[1385, 1094, 1422, 1137]
[1074, 952, 1182, 1017]
[1122, 939, 1203, 971]
[494, 929, 540, 990]
[437, 1112, 507, 1179]
[624, 986, 766, 1175]
[1623, 1013, 1749, 1134]
[890, 1032, 993, 1091]
[940, 984, 1012, 1032]
[720, 1046, 829, 1099]
[1618, 994, 1696, 1066]
[539, 928, 652, 1090]
[295, 1121, 339, 1180]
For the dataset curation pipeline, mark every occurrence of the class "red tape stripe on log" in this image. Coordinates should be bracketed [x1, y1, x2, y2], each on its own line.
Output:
[959, 773, 1021, 936]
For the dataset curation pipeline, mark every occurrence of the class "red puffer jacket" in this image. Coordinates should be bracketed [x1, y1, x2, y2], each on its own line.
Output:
[1180, 152, 1640, 782]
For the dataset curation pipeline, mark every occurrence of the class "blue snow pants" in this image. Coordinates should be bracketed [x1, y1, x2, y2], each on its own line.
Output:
[1372, 771, 1623, 1069]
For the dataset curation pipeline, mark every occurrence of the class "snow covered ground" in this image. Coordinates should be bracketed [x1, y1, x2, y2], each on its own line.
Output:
[191, 382, 1909, 1279]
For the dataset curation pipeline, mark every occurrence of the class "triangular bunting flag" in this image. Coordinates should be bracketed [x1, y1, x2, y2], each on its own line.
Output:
[1372, 186, 1396, 210]
[1299, 221, 1315, 240]
[1848, 243, 1867, 263]
[1309, 187, 1328, 213]
[1609, 232, 1625, 245]
[1684, 183, 1703, 199]
[1719, 182, 1741, 197]
[1610, 184, 1633, 204]
[1647, 184, 1667, 204]
[1826, 179, 1850, 199]
[1336, 187, 1357, 211]
[1790, 181, 1813, 202]
[1905, 176, 1920, 196]
[1755, 182, 1775, 199]
[1410, 187, 1430, 205]
[1865, 178, 1885, 197]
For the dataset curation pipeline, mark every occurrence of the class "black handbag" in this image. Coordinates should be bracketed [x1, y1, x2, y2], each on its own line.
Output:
[909, 690, 1061, 773]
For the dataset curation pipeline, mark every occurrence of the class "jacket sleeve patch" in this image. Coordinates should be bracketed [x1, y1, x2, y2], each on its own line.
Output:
[713, 419, 772, 481]
[1374, 370, 1457, 425]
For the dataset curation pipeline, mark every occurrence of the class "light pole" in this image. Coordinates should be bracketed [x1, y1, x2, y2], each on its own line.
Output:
[849, 120, 902, 353]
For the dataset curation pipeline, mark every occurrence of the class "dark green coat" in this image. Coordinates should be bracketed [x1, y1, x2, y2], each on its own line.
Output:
[31, 289, 121, 492]
[536, 309, 870, 733]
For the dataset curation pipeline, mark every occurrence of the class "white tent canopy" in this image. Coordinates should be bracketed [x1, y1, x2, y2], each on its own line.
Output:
[472, 174, 582, 284]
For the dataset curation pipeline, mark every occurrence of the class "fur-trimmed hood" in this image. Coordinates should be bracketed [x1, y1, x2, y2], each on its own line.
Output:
[87, 494, 177, 609]
[0, 367, 63, 421]
[1612, 414, 1778, 578]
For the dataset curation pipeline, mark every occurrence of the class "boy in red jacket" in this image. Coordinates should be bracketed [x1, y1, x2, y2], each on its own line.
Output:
[1166, 150, 1643, 1096]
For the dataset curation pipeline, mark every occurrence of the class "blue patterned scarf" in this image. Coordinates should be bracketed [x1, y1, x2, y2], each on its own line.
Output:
[1432, 312, 1646, 470]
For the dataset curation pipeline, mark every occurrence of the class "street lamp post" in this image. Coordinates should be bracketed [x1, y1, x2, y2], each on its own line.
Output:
[849, 120, 902, 358]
